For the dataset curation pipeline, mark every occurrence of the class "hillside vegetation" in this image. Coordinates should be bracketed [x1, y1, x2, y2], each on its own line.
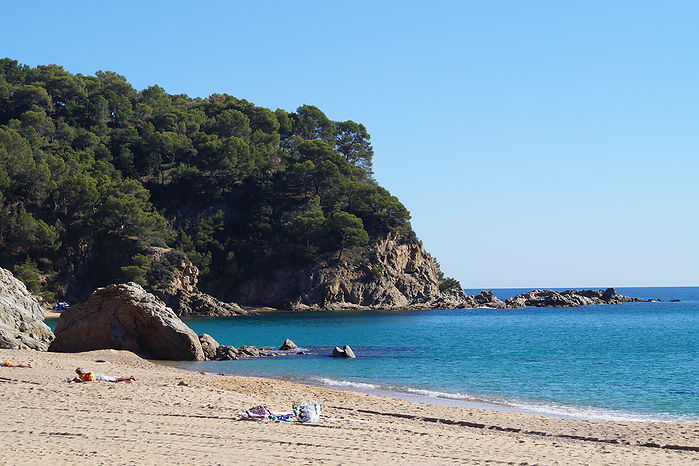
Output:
[0, 59, 456, 302]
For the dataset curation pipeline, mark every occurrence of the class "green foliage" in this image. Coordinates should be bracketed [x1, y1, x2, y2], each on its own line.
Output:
[119, 254, 152, 286]
[13, 258, 42, 294]
[0, 58, 418, 299]
[434, 260, 463, 294]
[325, 211, 369, 260]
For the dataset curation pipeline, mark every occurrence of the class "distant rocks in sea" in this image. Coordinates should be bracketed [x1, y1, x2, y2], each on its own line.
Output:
[462, 290, 507, 309]
[0, 267, 54, 350]
[504, 288, 658, 309]
[332, 345, 356, 358]
[279, 338, 298, 350]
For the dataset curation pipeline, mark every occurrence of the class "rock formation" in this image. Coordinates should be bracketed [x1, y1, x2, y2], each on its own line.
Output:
[0, 267, 54, 350]
[198, 333, 220, 360]
[214, 345, 274, 360]
[234, 233, 484, 311]
[148, 248, 248, 317]
[279, 338, 298, 350]
[49, 283, 205, 360]
[505, 288, 656, 308]
[332, 345, 356, 358]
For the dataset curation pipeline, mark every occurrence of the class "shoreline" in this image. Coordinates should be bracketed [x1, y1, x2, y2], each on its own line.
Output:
[1, 348, 697, 464]
[168, 362, 696, 424]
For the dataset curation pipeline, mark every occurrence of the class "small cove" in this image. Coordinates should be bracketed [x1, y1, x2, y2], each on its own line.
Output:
[47, 287, 699, 421]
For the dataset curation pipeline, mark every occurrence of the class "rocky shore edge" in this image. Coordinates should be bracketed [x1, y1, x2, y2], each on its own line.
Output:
[1, 264, 676, 362]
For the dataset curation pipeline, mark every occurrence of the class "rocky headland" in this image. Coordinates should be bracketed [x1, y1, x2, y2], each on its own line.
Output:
[233, 233, 492, 311]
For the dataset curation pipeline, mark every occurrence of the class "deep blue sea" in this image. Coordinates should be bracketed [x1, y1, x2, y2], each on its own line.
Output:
[61, 287, 699, 421]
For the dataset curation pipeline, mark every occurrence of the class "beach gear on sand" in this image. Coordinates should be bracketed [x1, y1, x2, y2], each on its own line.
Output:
[269, 413, 296, 422]
[293, 400, 323, 423]
[245, 405, 272, 419]
[244, 402, 323, 423]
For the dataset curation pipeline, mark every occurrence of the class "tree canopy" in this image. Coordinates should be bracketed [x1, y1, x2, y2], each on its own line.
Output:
[0, 58, 420, 300]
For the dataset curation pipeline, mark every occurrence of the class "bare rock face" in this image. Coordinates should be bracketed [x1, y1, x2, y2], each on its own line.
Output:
[235, 233, 481, 310]
[505, 288, 655, 308]
[0, 267, 54, 350]
[148, 248, 248, 317]
[49, 283, 204, 360]
[198, 333, 220, 360]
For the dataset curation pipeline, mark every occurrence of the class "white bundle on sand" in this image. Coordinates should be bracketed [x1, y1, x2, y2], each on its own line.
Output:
[293, 400, 323, 423]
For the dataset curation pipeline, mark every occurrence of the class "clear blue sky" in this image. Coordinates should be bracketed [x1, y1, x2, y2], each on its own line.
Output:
[3, 1, 697, 287]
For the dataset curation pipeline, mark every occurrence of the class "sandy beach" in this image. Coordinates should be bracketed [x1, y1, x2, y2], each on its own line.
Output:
[0, 349, 697, 465]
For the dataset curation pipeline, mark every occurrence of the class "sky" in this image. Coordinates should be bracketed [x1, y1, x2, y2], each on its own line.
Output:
[3, 1, 697, 287]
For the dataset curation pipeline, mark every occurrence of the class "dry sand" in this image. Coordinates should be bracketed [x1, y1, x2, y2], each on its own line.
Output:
[0, 348, 697, 465]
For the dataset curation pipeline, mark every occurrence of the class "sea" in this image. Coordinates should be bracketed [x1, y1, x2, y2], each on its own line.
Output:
[52, 287, 699, 422]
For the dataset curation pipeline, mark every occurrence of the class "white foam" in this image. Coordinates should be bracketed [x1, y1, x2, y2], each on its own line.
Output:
[309, 376, 697, 422]
[312, 377, 380, 391]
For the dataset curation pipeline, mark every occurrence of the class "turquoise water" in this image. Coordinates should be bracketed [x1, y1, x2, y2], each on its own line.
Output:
[49, 287, 699, 421]
[177, 287, 699, 421]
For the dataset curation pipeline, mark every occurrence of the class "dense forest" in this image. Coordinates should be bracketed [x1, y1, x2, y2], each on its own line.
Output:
[0, 58, 458, 302]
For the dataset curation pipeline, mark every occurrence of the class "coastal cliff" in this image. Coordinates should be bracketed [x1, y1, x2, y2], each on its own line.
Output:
[234, 233, 499, 310]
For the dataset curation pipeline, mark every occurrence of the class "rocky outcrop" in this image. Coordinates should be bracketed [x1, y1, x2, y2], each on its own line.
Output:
[0, 267, 54, 350]
[461, 290, 506, 309]
[332, 345, 356, 358]
[49, 283, 205, 360]
[198, 333, 220, 360]
[234, 233, 480, 310]
[148, 248, 248, 317]
[505, 288, 657, 308]
[279, 338, 298, 350]
[214, 345, 275, 360]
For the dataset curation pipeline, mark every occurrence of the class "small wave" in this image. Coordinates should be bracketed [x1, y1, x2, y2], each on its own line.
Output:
[309, 376, 697, 422]
[312, 377, 381, 391]
[398, 387, 474, 400]
[504, 400, 694, 422]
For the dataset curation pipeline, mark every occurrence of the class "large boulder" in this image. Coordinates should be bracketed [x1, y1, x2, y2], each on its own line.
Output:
[49, 283, 204, 360]
[0, 267, 54, 350]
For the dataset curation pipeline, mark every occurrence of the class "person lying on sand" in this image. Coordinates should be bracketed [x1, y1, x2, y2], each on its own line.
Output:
[72, 367, 135, 383]
[1, 360, 32, 368]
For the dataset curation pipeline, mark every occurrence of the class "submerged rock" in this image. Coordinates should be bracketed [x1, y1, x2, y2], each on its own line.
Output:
[0, 267, 54, 350]
[49, 282, 204, 360]
[332, 345, 356, 358]
[279, 338, 298, 350]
